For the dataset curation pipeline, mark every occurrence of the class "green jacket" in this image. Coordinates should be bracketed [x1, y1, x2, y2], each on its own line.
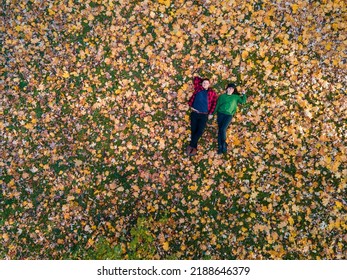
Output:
[215, 93, 247, 116]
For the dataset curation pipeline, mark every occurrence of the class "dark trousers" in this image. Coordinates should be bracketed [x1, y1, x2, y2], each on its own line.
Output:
[190, 111, 208, 149]
[217, 112, 233, 152]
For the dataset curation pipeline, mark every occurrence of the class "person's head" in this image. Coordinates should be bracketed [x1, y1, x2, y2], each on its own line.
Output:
[202, 79, 210, 90]
[226, 83, 239, 95]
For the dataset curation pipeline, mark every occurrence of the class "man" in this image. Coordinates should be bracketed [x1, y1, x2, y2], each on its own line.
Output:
[187, 77, 217, 156]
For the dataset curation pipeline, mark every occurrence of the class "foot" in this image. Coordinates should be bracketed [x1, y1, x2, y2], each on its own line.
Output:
[189, 148, 197, 156]
[186, 146, 192, 156]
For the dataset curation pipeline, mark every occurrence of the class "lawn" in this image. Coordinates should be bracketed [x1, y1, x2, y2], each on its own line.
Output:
[1, 0, 346, 259]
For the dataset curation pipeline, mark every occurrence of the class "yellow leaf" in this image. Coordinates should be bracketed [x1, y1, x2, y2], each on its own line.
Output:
[62, 71, 70, 78]
[3, 233, 9, 242]
[292, 4, 299, 13]
[264, 16, 272, 26]
[209, 5, 216, 13]
[87, 238, 94, 247]
[335, 201, 342, 209]
[220, 24, 228, 34]
[57, 239, 64, 244]
[330, 160, 340, 172]
[163, 241, 169, 251]
[324, 156, 331, 165]
[335, 219, 341, 228]
[181, 83, 188, 91]
[158, 139, 165, 149]
[325, 42, 332, 51]
[63, 213, 70, 219]
[48, 8, 55, 16]
[24, 123, 34, 130]
[241, 50, 249, 60]
[158, 0, 170, 7]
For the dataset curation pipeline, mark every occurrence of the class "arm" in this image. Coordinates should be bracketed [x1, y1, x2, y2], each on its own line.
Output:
[188, 93, 195, 107]
[214, 95, 221, 115]
[238, 94, 247, 105]
[189, 77, 202, 107]
[208, 90, 218, 115]
[189, 76, 204, 107]
[193, 76, 203, 92]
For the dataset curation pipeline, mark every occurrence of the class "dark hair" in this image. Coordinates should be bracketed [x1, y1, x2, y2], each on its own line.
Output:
[226, 83, 239, 95]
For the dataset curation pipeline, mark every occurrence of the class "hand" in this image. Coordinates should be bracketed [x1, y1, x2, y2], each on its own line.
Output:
[208, 114, 213, 120]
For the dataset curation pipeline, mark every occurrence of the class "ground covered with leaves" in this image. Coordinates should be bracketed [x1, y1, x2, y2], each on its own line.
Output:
[1, 0, 346, 259]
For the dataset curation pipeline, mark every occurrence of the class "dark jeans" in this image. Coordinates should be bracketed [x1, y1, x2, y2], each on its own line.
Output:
[190, 111, 208, 149]
[217, 112, 233, 152]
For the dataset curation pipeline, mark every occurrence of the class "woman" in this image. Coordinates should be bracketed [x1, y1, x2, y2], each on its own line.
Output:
[187, 77, 218, 156]
[215, 83, 246, 154]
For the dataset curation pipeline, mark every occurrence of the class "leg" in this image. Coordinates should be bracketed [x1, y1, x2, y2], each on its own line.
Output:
[218, 113, 232, 153]
[189, 112, 199, 149]
[222, 115, 233, 153]
[190, 114, 208, 149]
[217, 113, 224, 153]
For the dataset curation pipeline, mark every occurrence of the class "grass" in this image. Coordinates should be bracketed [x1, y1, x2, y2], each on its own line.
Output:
[1, 0, 346, 260]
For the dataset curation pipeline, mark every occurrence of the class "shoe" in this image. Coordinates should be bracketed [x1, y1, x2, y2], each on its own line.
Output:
[186, 146, 193, 156]
[189, 148, 197, 156]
